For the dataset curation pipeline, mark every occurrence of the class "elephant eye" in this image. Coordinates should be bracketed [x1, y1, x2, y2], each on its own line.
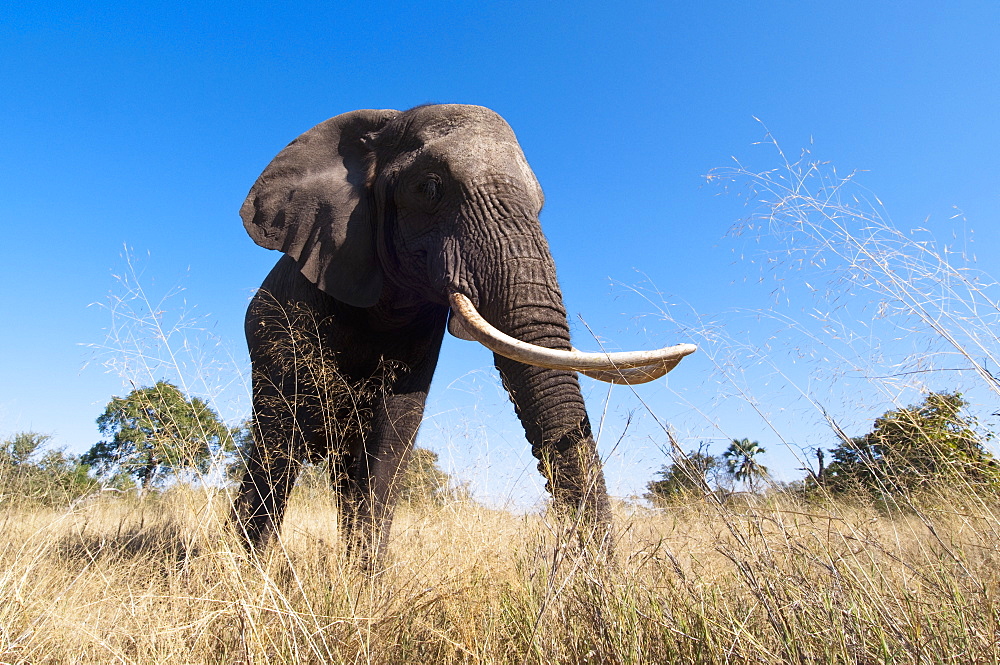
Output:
[420, 176, 442, 202]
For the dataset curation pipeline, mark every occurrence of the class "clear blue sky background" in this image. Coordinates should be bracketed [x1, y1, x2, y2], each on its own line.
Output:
[2, 2, 998, 505]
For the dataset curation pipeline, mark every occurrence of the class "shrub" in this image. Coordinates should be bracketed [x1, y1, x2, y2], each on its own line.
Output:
[823, 392, 999, 497]
[0, 432, 98, 505]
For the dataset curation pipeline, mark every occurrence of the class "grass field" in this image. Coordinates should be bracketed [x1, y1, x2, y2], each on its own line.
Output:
[3, 484, 1000, 664]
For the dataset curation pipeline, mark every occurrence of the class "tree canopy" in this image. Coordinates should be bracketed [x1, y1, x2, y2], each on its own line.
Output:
[1, 431, 50, 466]
[399, 447, 461, 506]
[646, 439, 775, 505]
[645, 447, 719, 505]
[1, 431, 96, 504]
[823, 392, 998, 496]
[723, 438, 769, 491]
[83, 381, 235, 489]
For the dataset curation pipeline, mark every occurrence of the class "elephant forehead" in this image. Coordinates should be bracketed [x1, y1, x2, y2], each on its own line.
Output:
[407, 104, 512, 137]
[385, 104, 545, 207]
[430, 134, 535, 182]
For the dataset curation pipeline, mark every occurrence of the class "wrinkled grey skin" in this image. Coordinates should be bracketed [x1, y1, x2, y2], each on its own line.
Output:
[232, 104, 611, 564]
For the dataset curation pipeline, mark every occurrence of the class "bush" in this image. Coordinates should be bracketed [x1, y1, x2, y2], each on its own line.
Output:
[0, 432, 98, 505]
[822, 392, 999, 497]
[645, 447, 719, 505]
[399, 447, 463, 506]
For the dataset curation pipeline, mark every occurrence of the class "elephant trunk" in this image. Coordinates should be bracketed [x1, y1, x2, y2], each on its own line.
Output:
[460, 239, 612, 531]
[444, 193, 695, 384]
[501, 360, 610, 510]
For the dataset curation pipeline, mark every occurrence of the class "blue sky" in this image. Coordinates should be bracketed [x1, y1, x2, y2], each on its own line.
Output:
[2, 2, 998, 504]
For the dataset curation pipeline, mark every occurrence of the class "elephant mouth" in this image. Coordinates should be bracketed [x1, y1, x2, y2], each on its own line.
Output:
[448, 293, 696, 385]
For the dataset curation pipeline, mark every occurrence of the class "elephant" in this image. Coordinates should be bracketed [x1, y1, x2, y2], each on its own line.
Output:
[231, 104, 695, 564]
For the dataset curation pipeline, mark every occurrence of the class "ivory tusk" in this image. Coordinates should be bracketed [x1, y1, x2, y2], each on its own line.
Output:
[448, 293, 696, 382]
[577, 359, 683, 385]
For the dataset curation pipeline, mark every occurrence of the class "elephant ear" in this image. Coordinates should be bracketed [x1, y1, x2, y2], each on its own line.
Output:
[241, 109, 400, 307]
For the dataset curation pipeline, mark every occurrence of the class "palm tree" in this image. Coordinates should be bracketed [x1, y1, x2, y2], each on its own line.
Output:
[723, 438, 769, 491]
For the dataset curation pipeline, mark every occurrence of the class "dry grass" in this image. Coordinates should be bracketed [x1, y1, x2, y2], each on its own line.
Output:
[3, 486, 1000, 664]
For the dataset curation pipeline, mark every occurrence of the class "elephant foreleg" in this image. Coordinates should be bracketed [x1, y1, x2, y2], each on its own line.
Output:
[339, 388, 431, 567]
[232, 441, 303, 551]
[231, 383, 306, 551]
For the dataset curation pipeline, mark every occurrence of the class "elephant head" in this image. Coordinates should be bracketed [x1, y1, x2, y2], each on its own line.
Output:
[242, 105, 693, 379]
[234, 104, 695, 562]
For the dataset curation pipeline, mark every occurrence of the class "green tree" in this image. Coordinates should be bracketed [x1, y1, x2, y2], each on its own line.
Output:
[824, 392, 997, 496]
[645, 446, 719, 505]
[1, 431, 51, 466]
[84, 381, 235, 490]
[399, 447, 460, 506]
[723, 438, 769, 491]
[1, 431, 97, 504]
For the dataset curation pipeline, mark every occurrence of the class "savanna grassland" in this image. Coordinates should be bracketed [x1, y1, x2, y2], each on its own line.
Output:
[3, 483, 1000, 664]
